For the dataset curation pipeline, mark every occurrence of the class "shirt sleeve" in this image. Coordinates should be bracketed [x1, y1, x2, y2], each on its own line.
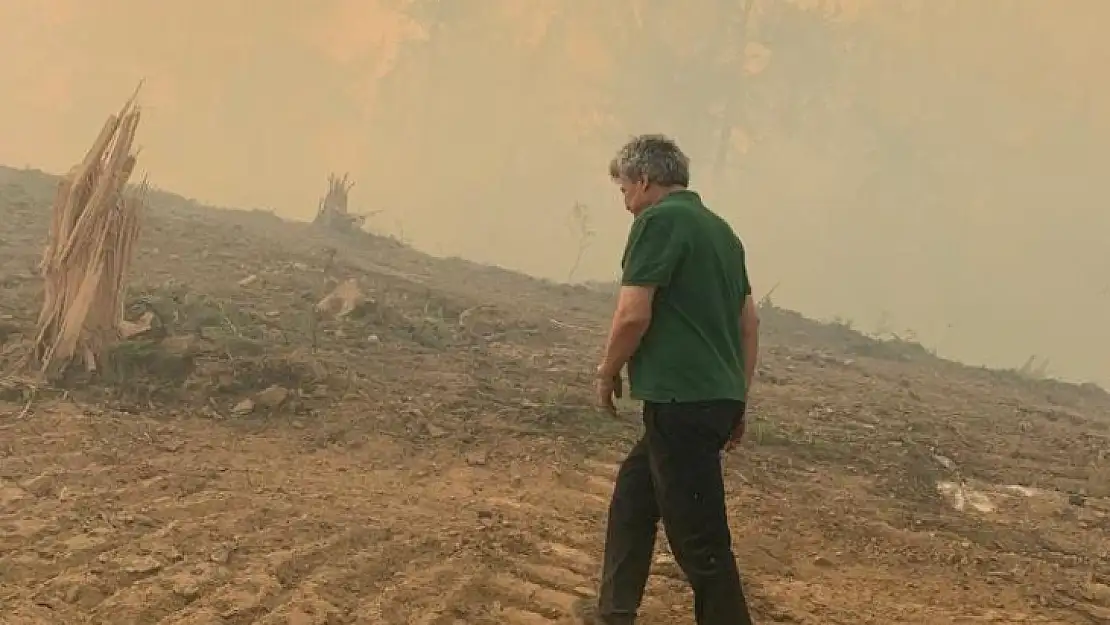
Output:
[620, 211, 686, 287]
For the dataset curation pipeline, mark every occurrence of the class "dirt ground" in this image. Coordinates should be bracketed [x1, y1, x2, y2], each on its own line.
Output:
[2, 166, 1110, 624]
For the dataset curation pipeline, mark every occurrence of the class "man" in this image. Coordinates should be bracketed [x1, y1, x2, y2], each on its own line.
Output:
[580, 135, 760, 624]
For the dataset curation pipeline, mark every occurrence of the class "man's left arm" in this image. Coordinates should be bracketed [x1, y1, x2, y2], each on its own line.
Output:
[597, 213, 684, 379]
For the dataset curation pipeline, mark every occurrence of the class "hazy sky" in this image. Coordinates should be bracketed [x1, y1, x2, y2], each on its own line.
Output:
[2, 0, 1107, 385]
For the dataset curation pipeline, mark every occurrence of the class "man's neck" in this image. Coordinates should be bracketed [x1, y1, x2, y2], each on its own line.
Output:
[657, 185, 687, 199]
[632, 185, 689, 215]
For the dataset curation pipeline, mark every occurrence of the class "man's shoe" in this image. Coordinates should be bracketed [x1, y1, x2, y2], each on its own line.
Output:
[571, 597, 633, 625]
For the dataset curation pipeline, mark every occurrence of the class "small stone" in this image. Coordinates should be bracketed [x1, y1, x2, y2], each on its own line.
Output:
[231, 398, 255, 415]
[465, 451, 488, 466]
[237, 274, 259, 287]
[20, 474, 56, 498]
[1084, 581, 1110, 604]
[255, 385, 290, 408]
[64, 583, 106, 609]
[933, 454, 957, 470]
[172, 579, 201, 600]
[124, 556, 162, 574]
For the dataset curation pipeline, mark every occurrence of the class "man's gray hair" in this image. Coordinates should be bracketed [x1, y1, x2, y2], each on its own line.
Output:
[608, 134, 690, 187]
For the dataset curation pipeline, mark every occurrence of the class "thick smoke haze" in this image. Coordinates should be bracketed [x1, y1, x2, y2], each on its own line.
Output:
[1, 0, 1106, 385]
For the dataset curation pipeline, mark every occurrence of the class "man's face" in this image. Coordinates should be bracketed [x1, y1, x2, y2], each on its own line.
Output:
[617, 176, 652, 215]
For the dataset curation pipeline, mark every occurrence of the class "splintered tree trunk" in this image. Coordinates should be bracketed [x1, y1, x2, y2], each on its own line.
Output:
[30, 90, 146, 379]
[313, 173, 362, 232]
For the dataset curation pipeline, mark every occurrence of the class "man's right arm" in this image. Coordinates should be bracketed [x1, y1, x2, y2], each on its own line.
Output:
[740, 294, 760, 392]
[727, 292, 760, 450]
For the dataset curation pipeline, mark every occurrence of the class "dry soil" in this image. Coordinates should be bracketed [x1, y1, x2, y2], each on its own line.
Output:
[2, 166, 1109, 624]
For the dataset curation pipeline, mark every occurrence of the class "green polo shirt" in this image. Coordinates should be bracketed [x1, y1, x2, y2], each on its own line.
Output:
[620, 190, 752, 403]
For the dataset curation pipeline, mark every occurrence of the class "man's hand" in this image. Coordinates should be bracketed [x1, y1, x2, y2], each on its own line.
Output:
[724, 410, 746, 452]
[595, 369, 623, 415]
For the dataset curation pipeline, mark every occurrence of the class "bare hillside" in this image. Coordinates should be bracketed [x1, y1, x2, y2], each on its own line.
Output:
[2, 165, 1109, 624]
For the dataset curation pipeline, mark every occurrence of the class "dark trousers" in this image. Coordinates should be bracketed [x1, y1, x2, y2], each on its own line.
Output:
[597, 400, 754, 625]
